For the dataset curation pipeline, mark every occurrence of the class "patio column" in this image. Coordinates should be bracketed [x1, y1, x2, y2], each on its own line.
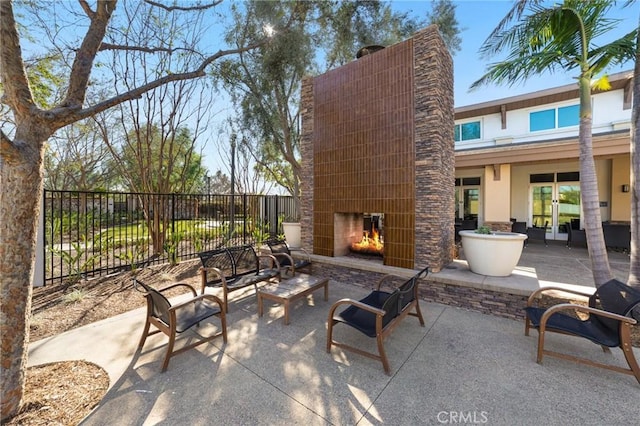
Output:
[483, 164, 512, 232]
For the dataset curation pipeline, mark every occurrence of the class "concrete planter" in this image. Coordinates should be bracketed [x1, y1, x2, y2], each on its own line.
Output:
[282, 222, 301, 248]
[459, 230, 528, 277]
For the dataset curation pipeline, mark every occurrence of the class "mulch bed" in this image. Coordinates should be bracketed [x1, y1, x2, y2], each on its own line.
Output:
[5, 360, 109, 426]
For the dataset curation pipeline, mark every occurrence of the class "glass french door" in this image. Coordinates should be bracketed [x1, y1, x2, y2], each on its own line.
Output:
[530, 183, 581, 241]
[455, 186, 481, 223]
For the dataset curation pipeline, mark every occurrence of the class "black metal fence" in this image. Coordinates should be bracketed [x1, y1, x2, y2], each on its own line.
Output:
[43, 190, 297, 285]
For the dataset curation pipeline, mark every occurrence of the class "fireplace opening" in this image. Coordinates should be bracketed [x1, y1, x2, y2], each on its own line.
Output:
[350, 213, 384, 257]
[333, 212, 385, 260]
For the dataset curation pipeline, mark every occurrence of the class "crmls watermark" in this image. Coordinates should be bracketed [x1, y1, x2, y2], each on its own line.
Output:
[436, 411, 489, 424]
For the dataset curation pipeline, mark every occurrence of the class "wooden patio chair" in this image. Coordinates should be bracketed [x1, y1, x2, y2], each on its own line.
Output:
[326, 267, 428, 374]
[265, 237, 312, 276]
[134, 278, 227, 372]
[524, 279, 640, 384]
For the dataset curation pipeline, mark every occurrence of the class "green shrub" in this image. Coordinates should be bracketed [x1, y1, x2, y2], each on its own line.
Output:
[475, 225, 492, 234]
[62, 288, 88, 304]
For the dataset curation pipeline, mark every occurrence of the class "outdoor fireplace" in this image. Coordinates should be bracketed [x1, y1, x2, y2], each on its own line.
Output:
[300, 25, 454, 272]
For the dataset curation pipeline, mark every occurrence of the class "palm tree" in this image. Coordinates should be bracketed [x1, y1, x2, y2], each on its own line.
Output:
[630, 10, 640, 288]
[471, 0, 637, 286]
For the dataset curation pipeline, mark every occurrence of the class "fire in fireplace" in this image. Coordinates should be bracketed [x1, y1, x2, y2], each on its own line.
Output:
[350, 214, 384, 256]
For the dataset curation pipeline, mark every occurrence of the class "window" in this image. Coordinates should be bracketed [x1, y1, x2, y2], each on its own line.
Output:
[557, 105, 579, 127]
[454, 121, 481, 142]
[530, 173, 554, 183]
[455, 177, 481, 187]
[530, 110, 555, 132]
[557, 172, 580, 182]
[529, 104, 579, 132]
[530, 172, 579, 183]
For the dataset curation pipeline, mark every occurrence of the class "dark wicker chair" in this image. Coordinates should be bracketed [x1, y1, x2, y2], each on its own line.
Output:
[511, 221, 527, 248]
[524, 279, 640, 384]
[566, 222, 587, 248]
[526, 220, 548, 246]
[326, 267, 428, 374]
[265, 237, 312, 276]
[134, 278, 227, 372]
[511, 221, 527, 234]
[603, 223, 631, 252]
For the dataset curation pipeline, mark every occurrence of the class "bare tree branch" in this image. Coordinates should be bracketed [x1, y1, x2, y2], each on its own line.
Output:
[78, 0, 95, 19]
[0, 1, 36, 119]
[69, 40, 267, 123]
[64, 0, 117, 108]
[144, 0, 223, 12]
[98, 43, 200, 55]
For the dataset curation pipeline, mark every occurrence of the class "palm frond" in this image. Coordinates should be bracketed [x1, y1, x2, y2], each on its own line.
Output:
[588, 29, 638, 74]
[483, 0, 542, 49]
[470, 51, 567, 90]
[473, 0, 633, 90]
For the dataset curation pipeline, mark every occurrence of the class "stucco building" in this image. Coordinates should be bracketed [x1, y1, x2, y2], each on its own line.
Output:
[454, 70, 633, 243]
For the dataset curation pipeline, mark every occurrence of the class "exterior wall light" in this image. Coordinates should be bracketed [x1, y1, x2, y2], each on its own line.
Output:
[622, 184, 630, 193]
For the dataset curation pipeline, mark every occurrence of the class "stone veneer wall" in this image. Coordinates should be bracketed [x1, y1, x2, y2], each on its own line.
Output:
[300, 25, 454, 272]
[300, 76, 314, 253]
[315, 262, 527, 320]
[413, 26, 455, 272]
[483, 221, 513, 232]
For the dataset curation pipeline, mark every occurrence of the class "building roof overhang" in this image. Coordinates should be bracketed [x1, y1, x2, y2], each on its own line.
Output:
[455, 70, 634, 120]
[454, 129, 630, 169]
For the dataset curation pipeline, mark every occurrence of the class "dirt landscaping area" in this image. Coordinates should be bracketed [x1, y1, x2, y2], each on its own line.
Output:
[7, 261, 202, 425]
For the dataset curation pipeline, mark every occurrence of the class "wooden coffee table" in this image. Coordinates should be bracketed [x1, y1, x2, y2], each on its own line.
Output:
[257, 274, 329, 325]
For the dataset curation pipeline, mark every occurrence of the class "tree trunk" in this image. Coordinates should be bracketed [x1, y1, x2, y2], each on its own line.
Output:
[629, 14, 640, 288]
[0, 134, 46, 420]
[578, 74, 612, 286]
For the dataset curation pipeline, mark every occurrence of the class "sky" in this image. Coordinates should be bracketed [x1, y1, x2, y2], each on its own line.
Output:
[393, 0, 638, 107]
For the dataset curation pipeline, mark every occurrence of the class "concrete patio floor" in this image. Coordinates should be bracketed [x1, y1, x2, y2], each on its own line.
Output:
[28, 243, 638, 425]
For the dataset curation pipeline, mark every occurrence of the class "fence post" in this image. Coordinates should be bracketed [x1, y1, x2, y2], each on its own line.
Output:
[171, 193, 176, 235]
[274, 195, 279, 236]
[242, 193, 248, 244]
[33, 193, 45, 287]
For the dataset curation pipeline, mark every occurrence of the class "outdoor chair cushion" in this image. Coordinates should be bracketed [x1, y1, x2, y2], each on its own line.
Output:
[336, 290, 398, 337]
[524, 307, 620, 347]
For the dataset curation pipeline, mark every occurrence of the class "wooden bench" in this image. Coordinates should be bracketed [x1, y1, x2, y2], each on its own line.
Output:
[326, 267, 428, 374]
[198, 245, 280, 312]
